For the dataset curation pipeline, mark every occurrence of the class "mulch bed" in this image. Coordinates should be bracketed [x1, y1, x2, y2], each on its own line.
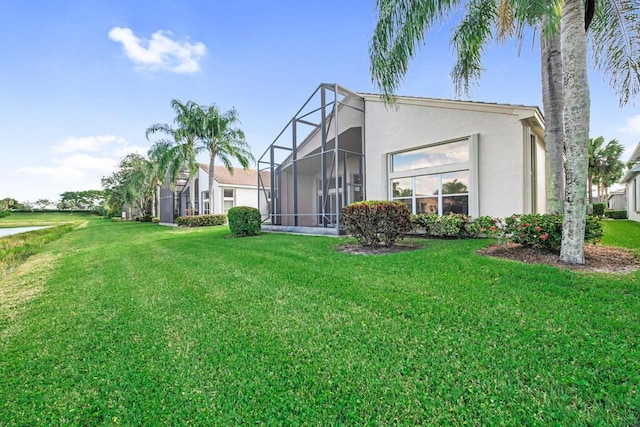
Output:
[478, 242, 639, 274]
[337, 240, 638, 274]
[337, 242, 421, 255]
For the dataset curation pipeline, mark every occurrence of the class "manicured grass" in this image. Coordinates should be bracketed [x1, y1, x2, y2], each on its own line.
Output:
[601, 219, 640, 250]
[0, 211, 97, 228]
[0, 218, 638, 425]
[0, 222, 80, 277]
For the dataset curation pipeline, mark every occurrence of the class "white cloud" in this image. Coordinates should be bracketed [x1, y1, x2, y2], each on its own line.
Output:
[17, 165, 86, 182]
[108, 27, 206, 73]
[53, 154, 117, 172]
[54, 135, 126, 153]
[16, 135, 146, 201]
[618, 114, 640, 135]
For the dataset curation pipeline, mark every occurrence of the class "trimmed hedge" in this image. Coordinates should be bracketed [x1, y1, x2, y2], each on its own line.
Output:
[592, 203, 606, 217]
[176, 214, 227, 227]
[228, 206, 261, 236]
[605, 210, 628, 219]
[412, 213, 500, 239]
[342, 200, 412, 247]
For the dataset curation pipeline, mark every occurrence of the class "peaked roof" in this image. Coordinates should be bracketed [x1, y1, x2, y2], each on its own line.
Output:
[198, 164, 270, 187]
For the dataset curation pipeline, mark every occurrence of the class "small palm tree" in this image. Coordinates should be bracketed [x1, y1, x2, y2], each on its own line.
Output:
[588, 136, 625, 203]
[198, 104, 254, 214]
[146, 100, 205, 216]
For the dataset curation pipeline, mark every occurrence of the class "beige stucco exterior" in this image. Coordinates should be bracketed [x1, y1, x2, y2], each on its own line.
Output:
[180, 165, 270, 217]
[362, 95, 545, 218]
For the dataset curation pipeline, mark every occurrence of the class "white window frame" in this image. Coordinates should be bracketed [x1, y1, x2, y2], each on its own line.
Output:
[388, 135, 479, 217]
[223, 188, 235, 214]
[202, 191, 210, 214]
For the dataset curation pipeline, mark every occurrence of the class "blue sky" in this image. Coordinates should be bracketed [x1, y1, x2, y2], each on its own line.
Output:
[1, 0, 638, 203]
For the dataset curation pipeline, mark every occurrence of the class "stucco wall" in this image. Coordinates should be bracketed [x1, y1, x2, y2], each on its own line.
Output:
[628, 178, 640, 221]
[295, 96, 365, 160]
[363, 97, 542, 218]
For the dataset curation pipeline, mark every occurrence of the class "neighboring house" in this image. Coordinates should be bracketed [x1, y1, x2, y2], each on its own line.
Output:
[621, 142, 640, 222]
[157, 165, 270, 225]
[258, 83, 546, 234]
[607, 189, 626, 211]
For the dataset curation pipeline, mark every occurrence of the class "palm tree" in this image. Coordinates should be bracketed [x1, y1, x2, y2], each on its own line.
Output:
[588, 136, 625, 202]
[106, 153, 156, 217]
[559, 0, 590, 264]
[146, 99, 205, 216]
[370, 0, 640, 264]
[198, 104, 254, 214]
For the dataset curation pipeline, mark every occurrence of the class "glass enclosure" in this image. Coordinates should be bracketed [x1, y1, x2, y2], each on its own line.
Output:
[258, 84, 365, 232]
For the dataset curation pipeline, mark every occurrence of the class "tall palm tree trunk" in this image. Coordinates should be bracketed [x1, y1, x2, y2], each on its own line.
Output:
[560, 0, 590, 265]
[208, 150, 216, 214]
[541, 24, 565, 215]
[188, 176, 196, 216]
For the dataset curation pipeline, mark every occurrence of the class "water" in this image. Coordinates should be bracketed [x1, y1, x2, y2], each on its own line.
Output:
[0, 226, 52, 238]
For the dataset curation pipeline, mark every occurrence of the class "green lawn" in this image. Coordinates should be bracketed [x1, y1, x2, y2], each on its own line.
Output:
[602, 219, 640, 250]
[0, 211, 97, 228]
[1, 215, 639, 425]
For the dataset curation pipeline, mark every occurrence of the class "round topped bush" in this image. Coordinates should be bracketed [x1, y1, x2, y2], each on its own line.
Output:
[228, 206, 261, 236]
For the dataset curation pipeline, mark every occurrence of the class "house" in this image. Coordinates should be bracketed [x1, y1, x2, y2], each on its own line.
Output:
[621, 142, 640, 222]
[157, 165, 270, 225]
[258, 83, 546, 234]
[607, 188, 626, 211]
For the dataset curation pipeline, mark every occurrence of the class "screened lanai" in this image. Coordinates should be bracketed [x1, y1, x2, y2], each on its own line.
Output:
[258, 84, 365, 234]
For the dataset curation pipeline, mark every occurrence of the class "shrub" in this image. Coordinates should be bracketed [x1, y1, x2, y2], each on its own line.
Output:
[412, 213, 440, 236]
[472, 216, 501, 238]
[412, 213, 499, 239]
[604, 210, 627, 219]
[342, 201, 412, 247]
[228, 206, 262, 236]
[413, 213, 466, 238]
[502, 213, 602, 251]
[176, 214, 227, 227]
[110, 217, 122, 222]
[0, 210, 11, 218]
[140, 214, 153, 223]
[592, 203, 606, 217]
[152, 217, 160, 224]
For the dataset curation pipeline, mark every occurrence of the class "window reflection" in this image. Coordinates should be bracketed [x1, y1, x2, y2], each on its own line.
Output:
[392, 140, 469, 172]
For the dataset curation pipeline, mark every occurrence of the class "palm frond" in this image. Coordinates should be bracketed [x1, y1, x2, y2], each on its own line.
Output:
[450, 0, 498, 96]
[370, 0, 463, 101]
[589, 0, 640, 106]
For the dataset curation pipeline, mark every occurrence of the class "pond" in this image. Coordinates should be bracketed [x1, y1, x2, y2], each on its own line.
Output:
[0, 226, 52, 238]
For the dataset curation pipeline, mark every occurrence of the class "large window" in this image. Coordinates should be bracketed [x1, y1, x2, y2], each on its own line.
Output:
[390, 139, 471, 215]
[393, 171, 469, 215]
[392, 139, 469, 172]
[223, 188, 235, 213]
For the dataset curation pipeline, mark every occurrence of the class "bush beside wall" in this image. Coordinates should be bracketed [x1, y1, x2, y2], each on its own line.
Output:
[592, 203, 606, 217]
[227, 206, 262, 236]
[342, 201, 412, 247]
[604, 210, 628, 219]
[176, 214, 227, 227]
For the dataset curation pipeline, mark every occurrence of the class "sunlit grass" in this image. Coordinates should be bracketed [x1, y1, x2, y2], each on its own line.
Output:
[602, 219, 640, 250]
[0, 218, 638, 425]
